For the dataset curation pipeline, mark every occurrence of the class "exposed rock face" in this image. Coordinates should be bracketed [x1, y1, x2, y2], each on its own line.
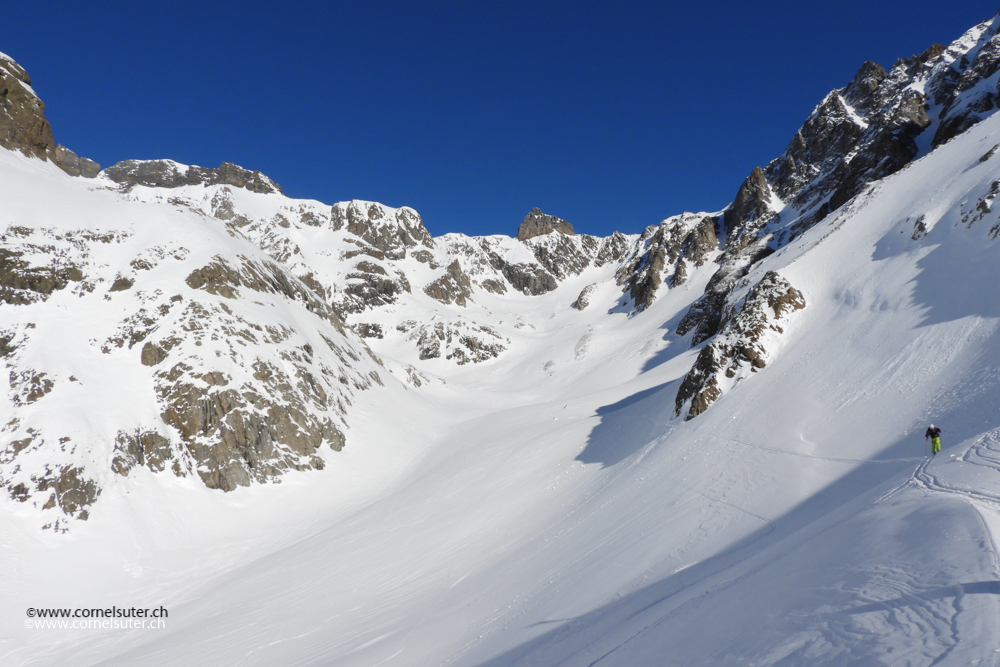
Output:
[54, 145, 100, 178]
[517, 208, 575, 241]
[1, 245, 84, 306]
[331, 200, 433, 258]
[525, 232, 598, 279]
[341, 259, 412, 314]
[675, 272, 805, 420]
[595, 231, 631, 267]
[0, 53, 55, 161]
[0, 52, 99, 178]
[353, 323, 384, 339]
[617, 213, 719, 312]
[398, 320, 508, 364]
[103, 159, 282, 194]
[498, 261, 558, 295]
[723, 167, 774, 242]
[675, 17, 1000, 347]
[574, 283, 597, 310]
[138, 254, 371, 494]
[156, 363, 346, 492]
[1, 215, 384, 525]
[675, 238, 773, 345]
[112, 431, 173, 476]
[433, 233, 600, 299]
[423, 260, 473, 306]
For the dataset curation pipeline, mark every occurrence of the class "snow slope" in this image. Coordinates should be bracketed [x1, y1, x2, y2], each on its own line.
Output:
[3, 97, 1000, 667]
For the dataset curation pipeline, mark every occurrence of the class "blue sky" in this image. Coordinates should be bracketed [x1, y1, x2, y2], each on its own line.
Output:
[3, 1, 996, 237]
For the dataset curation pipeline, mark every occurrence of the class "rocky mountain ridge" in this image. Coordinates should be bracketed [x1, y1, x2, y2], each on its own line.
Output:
[678, 15, 1000, 346]
[103, 159, 282, 194]
[0, 52, 99, 178]
[5, 12, 1000, 528]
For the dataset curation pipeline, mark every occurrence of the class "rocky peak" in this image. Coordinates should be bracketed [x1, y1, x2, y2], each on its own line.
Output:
[674, 15, 1000, 350]
[842, 61, 887, 107]
[723, 167, 774, 240]
[893, 43, 946, 72]
[102, 159, 282, 194]
[516, 208, 575, 241]
[0, 53, 54, 161]
[0, 52, 99, 177]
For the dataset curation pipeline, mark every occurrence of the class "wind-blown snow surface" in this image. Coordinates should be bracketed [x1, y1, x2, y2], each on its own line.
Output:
[5, 118, 1000, 666]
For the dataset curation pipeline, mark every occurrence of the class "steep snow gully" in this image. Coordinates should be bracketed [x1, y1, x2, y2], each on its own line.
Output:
[6, 14, 1000, 667]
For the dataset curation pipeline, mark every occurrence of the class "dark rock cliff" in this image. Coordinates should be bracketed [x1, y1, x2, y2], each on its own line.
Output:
[103, 159, 282, 194]
[0, 52, 99, 177]
[517, 208, 576, 241]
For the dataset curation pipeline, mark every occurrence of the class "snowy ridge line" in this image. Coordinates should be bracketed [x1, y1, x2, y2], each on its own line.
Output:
[689, 429, 925, 465]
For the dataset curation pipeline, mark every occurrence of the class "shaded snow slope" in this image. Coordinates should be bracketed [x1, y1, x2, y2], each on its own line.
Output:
[3, 103, 1000, 666]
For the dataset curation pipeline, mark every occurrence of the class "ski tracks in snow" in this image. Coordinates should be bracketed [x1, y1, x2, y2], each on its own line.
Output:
[559, 430, 1000, 667]
[880, 429, 1000, 666]
[700, 430, 924, 466]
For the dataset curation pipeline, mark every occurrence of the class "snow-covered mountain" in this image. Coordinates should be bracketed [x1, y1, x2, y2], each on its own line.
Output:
[4, 13, 1000, 666]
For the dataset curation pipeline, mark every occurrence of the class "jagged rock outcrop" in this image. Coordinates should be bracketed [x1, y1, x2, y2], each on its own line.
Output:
[1, 52, 99, 178]
[1, 213, 384, 525]
[617, 213, 719, 312]
[595, 231, 631, 267]
[133, 256, 368, 494]
[498, 261, 558, 295]
[525, 232, 599, 279]
[103, 159, 282, 194]
[675, 272, 805, 420]
[723, 167, 775, 244]
[574, 283, 597, 310]
[55, 145, 99, 178]
[675, 237, 774, 345]
[352, 323, 384, 339]
[398, 320, 508, 364]
[676, 17, 1000, 347]
[517, 208, 575, 241]
[155, 361, 348, 492]
[0, 53, 55, 161]
[341, 259, 412, 314]
[1, 245, 85, 305]
[331, 200, 433, 259]
[423, 260, 473, 306]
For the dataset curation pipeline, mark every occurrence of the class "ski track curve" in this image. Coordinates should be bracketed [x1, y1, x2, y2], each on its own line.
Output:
[908, 431, 1000, 666]
[565, 431, 1000, 667]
